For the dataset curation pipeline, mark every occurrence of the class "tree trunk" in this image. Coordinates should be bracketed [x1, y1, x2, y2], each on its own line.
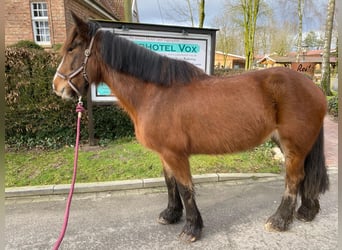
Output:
[296, 0, 304, 62]
[321, 0, 335, 96]
[186, 0, 194, 27]
[243, 0, 260, 70]
[124, 0, 132, 22]
[198, 0, 205, 28]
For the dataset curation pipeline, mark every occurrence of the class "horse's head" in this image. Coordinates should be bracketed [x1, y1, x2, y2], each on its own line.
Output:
[53, 12, 100, 99]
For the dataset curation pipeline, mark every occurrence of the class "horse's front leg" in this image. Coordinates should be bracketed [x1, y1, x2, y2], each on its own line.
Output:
[160, 153, 203, 242]
[176, 181, 203, 242]
[158, 167, 183, 224]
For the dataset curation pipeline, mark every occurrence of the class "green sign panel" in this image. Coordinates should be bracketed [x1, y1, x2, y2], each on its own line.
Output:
[96, 82, 112, 96]
[135, 41, 200, 53]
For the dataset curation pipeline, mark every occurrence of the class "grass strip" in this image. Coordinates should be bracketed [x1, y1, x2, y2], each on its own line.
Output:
[5, 139, 281, 187]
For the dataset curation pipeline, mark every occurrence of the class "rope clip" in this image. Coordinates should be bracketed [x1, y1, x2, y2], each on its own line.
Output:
[78, 96, 83, 106]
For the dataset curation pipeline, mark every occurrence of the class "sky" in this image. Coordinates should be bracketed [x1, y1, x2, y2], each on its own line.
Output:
[136, 0, 329, 31]
[135, 0, 337, 53]
[137, 0, 226, 28]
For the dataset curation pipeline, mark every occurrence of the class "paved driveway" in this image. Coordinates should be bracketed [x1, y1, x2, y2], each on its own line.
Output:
[5, 168, 337, 250]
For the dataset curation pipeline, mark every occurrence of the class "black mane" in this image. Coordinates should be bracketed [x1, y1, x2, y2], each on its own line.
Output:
[88, 21, 101, 38]
[97, 28, 207, 86]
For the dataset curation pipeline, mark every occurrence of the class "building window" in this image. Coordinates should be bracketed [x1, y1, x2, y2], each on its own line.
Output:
[31, 2, 51, 45]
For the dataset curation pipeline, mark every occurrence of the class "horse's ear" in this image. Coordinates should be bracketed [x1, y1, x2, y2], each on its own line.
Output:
[70, 11, 89, 36]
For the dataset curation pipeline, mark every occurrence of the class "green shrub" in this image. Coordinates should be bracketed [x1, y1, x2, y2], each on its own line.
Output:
[5, 46, 79, 149]
[214, 68, 245, 76]
[328, 95, 338, 118]
[10, 40, 44, 50]
[5, 46, 134, 150]
[93, 105, 134, 140]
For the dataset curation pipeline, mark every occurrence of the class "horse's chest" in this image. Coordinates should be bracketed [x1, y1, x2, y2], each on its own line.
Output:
[133, 120, 158, 151]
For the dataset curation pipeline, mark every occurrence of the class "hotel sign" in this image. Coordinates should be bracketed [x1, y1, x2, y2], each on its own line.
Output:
[90, 21, 217, 103]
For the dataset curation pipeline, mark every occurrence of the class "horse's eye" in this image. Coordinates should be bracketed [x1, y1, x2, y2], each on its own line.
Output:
[67, 47, 74, 52]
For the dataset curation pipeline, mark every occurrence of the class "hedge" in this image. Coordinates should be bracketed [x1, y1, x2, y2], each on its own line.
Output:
[328, 95, 338, 118]
[5, 45, 134, 150]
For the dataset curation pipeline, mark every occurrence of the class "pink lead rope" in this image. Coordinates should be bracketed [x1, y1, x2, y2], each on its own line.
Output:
[53, 98, 85, 250]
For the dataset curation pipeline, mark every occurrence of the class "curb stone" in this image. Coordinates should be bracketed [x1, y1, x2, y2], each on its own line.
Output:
[5, 167, 337, 198]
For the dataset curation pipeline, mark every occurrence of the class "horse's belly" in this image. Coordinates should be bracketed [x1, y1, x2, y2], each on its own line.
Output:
[187, 118, 275, 155]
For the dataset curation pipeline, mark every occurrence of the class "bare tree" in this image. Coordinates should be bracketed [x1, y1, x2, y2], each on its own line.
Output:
[243, 0, 260, 69]
[225, 0, 262, 70]
[253, 3, 273, 55]
[274, 0, 326, 57]
[186, 0, 195, 26]
[321, 0, 335, 96]
[214, 15, 241, 67]
[198, 0, 205, 28]
[269, 22, 295, 56]
[165, 0, 205, 28]
[296, 0, 304, 62]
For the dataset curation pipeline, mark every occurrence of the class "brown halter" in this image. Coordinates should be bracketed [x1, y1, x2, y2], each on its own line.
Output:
[55, 32, 97, 97]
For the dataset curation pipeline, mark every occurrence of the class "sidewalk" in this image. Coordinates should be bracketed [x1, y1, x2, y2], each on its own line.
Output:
[5, 173, 282, 198]
[324, 115, 338, 167]
[5, 115, 338, 198]
[5, 169, 338, 249]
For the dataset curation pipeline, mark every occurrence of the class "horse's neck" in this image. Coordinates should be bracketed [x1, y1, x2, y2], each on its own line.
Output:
[102, 69, 152, 120]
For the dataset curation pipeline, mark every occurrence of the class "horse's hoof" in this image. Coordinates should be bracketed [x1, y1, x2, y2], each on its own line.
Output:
[295, 200, 320, 222]
[295, 209, 318, 222]
[264, 221, 281, 232]
[179, 231, 199, 242]
[157, 217, 170, 225]
[264, 215, 290, 232]
[158, 208, 183, 225]
[295, 212, 310, 222]
[178, 221, 202, 242]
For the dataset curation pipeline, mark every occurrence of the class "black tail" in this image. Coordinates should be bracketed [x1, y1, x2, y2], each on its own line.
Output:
[299, 127, 329, 199]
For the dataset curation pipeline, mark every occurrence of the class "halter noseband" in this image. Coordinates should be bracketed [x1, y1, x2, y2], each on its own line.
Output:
[55, 32, 97, 97]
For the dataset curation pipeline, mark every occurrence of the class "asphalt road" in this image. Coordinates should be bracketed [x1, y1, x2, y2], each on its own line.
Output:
[5, 168, 337, 250]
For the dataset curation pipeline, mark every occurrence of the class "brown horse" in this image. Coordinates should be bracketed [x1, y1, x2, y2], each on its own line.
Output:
[53, 13, 329, 242]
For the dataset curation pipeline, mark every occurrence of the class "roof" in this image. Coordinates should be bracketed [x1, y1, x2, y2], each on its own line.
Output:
[215, 51, 245, 60]
[97, 0, 124, 20]
[257, 54, 337, 64]
[83, 0, 121, 20]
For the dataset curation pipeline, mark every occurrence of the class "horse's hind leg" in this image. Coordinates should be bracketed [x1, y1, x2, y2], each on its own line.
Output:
[158, 166, 183, 224]
[159, 153, 203, 242]
[295, 166, 321, 222]
[296, 197, 320, 221]
[296, 128, 328, 222]
[265, 144, 305, 231]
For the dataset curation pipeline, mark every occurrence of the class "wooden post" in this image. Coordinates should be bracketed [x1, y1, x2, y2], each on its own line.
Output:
[87, 88, 96, 146]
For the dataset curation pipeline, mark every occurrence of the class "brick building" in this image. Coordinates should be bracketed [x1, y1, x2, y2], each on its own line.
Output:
[5, 0, 125, 48]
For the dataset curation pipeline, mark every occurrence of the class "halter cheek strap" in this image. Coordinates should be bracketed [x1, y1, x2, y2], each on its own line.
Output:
[56, 32, 97, 97]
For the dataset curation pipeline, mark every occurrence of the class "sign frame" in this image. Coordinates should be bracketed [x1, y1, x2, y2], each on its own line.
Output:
[90, 20, 217, 103]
